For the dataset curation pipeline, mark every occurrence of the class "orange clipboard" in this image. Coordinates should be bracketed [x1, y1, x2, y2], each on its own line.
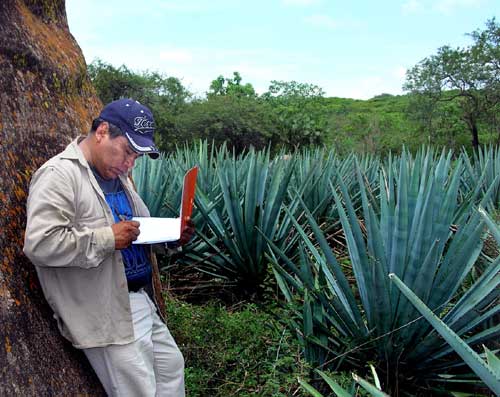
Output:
[180, 166, 198, 233]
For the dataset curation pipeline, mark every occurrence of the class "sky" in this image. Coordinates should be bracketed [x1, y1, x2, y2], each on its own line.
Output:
[66, 0, 499, 100]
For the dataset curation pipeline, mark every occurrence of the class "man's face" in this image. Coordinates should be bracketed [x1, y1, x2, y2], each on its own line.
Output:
[94, 124, 141, 180]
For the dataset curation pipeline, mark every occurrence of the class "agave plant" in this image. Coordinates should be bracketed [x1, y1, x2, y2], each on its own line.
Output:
[288, 148, 337, 221]
[173, 140, 227, 208]
[132, 154, 183, 217]
[187, 148, 298, 290]
[266, 148, 499, 394]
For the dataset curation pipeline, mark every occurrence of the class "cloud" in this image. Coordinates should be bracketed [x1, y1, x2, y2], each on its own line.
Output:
[393, 66, 408, 80]
[401, 0, 423, 15]
[80, 43, 308, 96]
[155, 2, 204, 12]
[281, 0, 321, 6]
[305, 15, 338, 29]
[401, 0, 483, 15]
[320, 68, 407, 100]
[434, 0, 483, 14]
[159, 49, 193, 64]
[343, 76, 384, 100]
[81, 40, 409, 99]
[152, 0, 233, 13]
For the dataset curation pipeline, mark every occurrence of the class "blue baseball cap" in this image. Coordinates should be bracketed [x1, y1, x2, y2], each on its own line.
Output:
[99, 98, 160, 159]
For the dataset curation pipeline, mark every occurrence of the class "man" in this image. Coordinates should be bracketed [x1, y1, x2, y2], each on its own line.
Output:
[24, 98, 189, 396]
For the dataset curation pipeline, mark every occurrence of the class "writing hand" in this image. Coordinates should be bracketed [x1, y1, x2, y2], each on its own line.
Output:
[112, 220, 140, 249]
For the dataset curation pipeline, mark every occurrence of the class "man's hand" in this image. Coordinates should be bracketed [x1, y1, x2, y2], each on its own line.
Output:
[166, 219, 195, 250]
[179, 219, 195, 246]
[112, 220, 140, 249]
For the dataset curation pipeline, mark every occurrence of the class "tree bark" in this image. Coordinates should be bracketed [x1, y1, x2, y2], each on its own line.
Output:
[471, 119, 480, 151]
[0, 1, 105, 394]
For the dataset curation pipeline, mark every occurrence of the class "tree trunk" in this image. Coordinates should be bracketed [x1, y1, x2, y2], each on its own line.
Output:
[471, 121, 480, 151]
[0, 1, 105, 394]
[464, 112, 480, 151]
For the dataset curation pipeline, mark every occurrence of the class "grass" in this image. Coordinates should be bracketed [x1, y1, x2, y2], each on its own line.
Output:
[164, 297, 312, 396]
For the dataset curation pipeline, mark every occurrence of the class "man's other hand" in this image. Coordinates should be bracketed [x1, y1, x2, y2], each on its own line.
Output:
[179, 219, 195, 246]
[164, 219, 195, 250]
[112, 220, 140, 249]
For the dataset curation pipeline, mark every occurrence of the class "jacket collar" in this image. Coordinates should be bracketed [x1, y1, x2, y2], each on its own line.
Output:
[59, 137, 134, 198]
[59, 137, 90, 169]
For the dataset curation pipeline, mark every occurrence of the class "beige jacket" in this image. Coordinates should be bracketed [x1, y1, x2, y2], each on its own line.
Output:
[24, 138, 157, 349]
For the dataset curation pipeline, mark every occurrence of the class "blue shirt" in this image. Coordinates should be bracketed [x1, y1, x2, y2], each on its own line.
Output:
[91, 168, 152, 290]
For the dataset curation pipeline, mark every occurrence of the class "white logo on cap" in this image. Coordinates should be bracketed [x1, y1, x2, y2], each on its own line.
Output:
[134, 116, 155, 134]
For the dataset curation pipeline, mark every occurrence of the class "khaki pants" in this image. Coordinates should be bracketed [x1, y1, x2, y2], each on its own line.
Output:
[83, 289, 185, 397]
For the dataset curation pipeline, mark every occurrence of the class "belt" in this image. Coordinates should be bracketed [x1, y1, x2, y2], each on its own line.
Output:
[127, 279, 147, 292]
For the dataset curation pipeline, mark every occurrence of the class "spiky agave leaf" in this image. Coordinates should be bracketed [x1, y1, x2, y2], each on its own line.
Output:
[390, 273, 500, 395]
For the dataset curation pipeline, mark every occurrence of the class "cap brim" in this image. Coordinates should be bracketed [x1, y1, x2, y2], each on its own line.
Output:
[124, 131, 160, 159]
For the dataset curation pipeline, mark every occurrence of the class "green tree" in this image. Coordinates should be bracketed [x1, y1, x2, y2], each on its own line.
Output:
[174, 95, 276, 153]
[404, 18, 500, 150]
[208, 71, 256, 98]
[470, 19, 500, 143]
[264, 80, 325, 98]
[262, 80, 327, 148]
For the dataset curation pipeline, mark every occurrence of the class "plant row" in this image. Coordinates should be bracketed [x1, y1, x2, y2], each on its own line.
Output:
[132, 142, 500, 395]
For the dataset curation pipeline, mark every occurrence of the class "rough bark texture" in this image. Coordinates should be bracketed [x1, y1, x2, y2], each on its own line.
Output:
[0, 1, 105, 394]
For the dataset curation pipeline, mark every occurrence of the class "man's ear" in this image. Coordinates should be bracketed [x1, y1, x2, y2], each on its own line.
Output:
[95, 122, 109, 142]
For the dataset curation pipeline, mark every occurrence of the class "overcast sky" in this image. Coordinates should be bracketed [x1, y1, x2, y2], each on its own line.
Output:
[66, 0, 499, 99]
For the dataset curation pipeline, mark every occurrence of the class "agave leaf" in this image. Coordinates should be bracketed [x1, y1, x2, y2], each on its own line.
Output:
[282, 204, 366, 335]
[390, 273, 500, 394]
[478, 206, 500, 246]
[388, 151, 409, 322]
[453, 305, 500, 339]
[484, 346, 500, 378]
[298, 378, 324, 397]
[352, 373, 390, 397]
[380, 159, 395, 257]
[193, 230, 239, 275]
[369, 364, 382, 391]
[426, 324, 500, 364]
[273, 261, 302, 292]
[195, 191, 245, 268]
[428, 212, 484, 310]
[357, 173, 392, 333]
[218, 162, 250, 265]
[304, 290, 314, 338]
[316, 370, 352, 397]
[442, 257, 500, 329]
[332, 178, 373, 327]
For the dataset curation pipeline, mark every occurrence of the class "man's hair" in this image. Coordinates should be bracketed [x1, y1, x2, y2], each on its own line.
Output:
[90, 118, 123, 138]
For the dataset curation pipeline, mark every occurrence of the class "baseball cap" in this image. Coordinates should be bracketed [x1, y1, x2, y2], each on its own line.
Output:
[99, 98, 160, 159]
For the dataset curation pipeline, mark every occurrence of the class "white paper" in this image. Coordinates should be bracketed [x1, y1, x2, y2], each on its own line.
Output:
[131, 217, 181, 244]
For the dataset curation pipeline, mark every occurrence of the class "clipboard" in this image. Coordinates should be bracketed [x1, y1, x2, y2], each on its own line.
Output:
[180, 166, 198, 233]
[132, 166, 198, 244]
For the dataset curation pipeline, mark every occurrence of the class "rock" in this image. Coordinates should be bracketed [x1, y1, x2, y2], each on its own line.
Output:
[0, 1, 104, 395]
